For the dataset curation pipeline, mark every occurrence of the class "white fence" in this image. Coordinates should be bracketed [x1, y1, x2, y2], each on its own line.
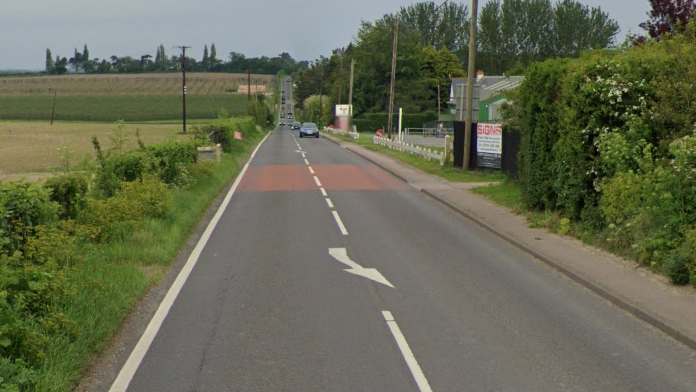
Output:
[373, 135, 452, 166]
[401, 127, 453, 147]
[324, 127, 359, 139]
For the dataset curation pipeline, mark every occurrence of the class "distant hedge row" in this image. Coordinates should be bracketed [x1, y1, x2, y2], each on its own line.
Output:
[512, 22, 696, 284]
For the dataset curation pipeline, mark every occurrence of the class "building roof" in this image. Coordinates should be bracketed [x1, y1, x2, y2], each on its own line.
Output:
[449, 75, 525, 103]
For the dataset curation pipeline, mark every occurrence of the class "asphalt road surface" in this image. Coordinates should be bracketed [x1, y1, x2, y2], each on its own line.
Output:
[111, 126, 696, 392]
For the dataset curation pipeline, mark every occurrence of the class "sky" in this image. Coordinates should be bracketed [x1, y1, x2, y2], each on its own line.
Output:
[0, 0, 650, 70]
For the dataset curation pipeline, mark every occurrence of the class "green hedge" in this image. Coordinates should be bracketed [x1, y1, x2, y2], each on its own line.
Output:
[512, 21, 696, 283]
[352, 111, 438, 133]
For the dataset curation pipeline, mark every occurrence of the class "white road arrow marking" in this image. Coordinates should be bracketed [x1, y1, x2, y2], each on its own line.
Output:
[328, 248, 394, 288]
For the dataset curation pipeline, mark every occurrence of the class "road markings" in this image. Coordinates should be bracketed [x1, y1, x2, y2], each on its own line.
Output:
[332, 211, 349, 236]
[382, 311, 433, 392]
[320, 187, 328, 196]
[305, 159, 310, 165]
[302, 153, 306, 158]
[328, 248, 393, 287]
[313, 176, 322, 187]
[108, 131, 272, 392]
[308, 166, 315, 174]
[326, 198, 334, 208]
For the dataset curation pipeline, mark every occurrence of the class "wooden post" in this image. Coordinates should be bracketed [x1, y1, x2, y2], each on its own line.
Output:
[50, 88, 57, 125]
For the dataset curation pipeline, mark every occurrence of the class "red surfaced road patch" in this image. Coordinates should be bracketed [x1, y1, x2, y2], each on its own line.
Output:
[312, 165, 406, 190]
[238, 164, 406, 192]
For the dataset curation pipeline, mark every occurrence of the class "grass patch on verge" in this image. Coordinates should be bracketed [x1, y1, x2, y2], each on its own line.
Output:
[32, 126, 268, 391]
[471, 178, 523, 210]
[330, 132, 506, 183]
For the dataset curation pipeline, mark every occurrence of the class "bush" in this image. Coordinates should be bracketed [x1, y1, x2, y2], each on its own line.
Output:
[44, 174, 89, 220]
[147, 140, 203, 187]
[80, 176, 172, 242]
[209, 116, 258, 153]
[0, 182, 60, 256]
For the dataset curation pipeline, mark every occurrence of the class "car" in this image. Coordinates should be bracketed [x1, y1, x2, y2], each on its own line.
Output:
[291, 122, 301, 130]
[280, 121, 286, 126]
[288, 115, 293, 119]
[299, 122, 319, 138]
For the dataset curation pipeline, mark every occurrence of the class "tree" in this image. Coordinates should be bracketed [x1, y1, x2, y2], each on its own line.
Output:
[421, 46, 465, 112]
[398, 1, 471, 59]
[54, 56, 68, 75]
[202, 44, 209, 71]
[82, 44, 93, 73]
[45, 48, 54, 74]
[69, 48, 83, 73]
[639, 0, 696, 39]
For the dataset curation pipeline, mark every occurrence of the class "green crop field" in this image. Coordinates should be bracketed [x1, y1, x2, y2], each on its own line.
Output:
[0, 73, 276, 122]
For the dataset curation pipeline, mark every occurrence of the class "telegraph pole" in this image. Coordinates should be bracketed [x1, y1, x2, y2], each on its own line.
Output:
[337, 56, 343, 105]
[348, 59, 355, 131]
[387, 15, 398, 139]
[176, 46, 191, 133]
[318, 70, 324, 127]
[463, 0, 478, 170]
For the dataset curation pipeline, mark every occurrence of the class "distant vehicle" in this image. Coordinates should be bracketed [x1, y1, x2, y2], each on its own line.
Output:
[280, 121, 286, 126]
[299, 122, 319, 138]
[287, 111, 293, 115]
[288, 115, 293, 120]
[291, 122, 301, 130]
[281, 113, 286, 118]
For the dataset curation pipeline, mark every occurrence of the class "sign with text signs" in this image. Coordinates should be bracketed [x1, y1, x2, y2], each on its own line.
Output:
[234, 131, 243, 140]
[477, 123, 502, 169]
[335, 104, 351, 117]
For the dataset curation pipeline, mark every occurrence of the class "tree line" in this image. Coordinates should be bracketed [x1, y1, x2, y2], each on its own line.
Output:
[44, 44, 309, 75]
[293, 0, 619, 119]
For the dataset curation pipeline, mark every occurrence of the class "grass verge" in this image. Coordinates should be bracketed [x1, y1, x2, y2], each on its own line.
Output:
[329, 132, 506, 183]
[33, 126, 269, 391]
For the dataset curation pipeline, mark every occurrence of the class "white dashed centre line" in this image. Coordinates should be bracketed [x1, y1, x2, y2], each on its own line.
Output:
[382, 311, 433, 392]
[308, 166, 315, 174]
[320, 188, 328, 196]
[325, 198, 334, 208]
[332, 211, 349, 235]
[313, 176, 322, 187]
[304, 159, 310, 165]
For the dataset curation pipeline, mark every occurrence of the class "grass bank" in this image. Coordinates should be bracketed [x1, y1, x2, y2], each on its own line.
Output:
[18, 122, 269, 391]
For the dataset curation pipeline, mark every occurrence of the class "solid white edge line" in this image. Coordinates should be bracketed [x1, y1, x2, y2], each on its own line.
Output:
[326, 198, 334, 208]
[332, 211, 348, 235]
[314, 176, 322, 187]
[308, 166, 315, 174]
[108, 131, 272, 392]
[381, 311, 434, 392]
[320, 187, 328, 197]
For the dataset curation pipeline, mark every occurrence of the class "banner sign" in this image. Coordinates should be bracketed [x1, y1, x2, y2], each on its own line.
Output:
[476, 123, 502, 169]
[335, 104, 351, 117]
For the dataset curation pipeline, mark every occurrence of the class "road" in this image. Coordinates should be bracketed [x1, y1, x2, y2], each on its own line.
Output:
[109, 94, 696, 392]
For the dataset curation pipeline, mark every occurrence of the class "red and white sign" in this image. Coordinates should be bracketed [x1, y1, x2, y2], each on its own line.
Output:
[476, 123, 502, 169]
[376, 129, 384, 137]
[234, 131, 243, 140]
[476, 123, 502, 154]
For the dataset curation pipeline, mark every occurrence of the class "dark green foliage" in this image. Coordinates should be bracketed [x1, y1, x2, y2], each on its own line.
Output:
[0, 182, 59, 256]
[44, 174, 89, 220]
[147, 141, 203, 186]
[666, 251, 691, 285]
[514, 59, 569, 212]
[208, 116, 258, 153]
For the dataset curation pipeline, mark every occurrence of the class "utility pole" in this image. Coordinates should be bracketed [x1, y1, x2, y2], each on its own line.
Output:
[348, 59, 355, 131]
[247, 60, 251, 101]
[337, 56, 343, 105]
[463, 0, 478, 170]
[176, 46, 191, 133]
[50, 88, 57, 125]
[318, 70, 324, 127]
[387, 15, 398, 139]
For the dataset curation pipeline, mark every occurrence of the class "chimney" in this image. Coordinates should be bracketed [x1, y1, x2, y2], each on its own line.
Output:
[476, 70, 484, 82]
